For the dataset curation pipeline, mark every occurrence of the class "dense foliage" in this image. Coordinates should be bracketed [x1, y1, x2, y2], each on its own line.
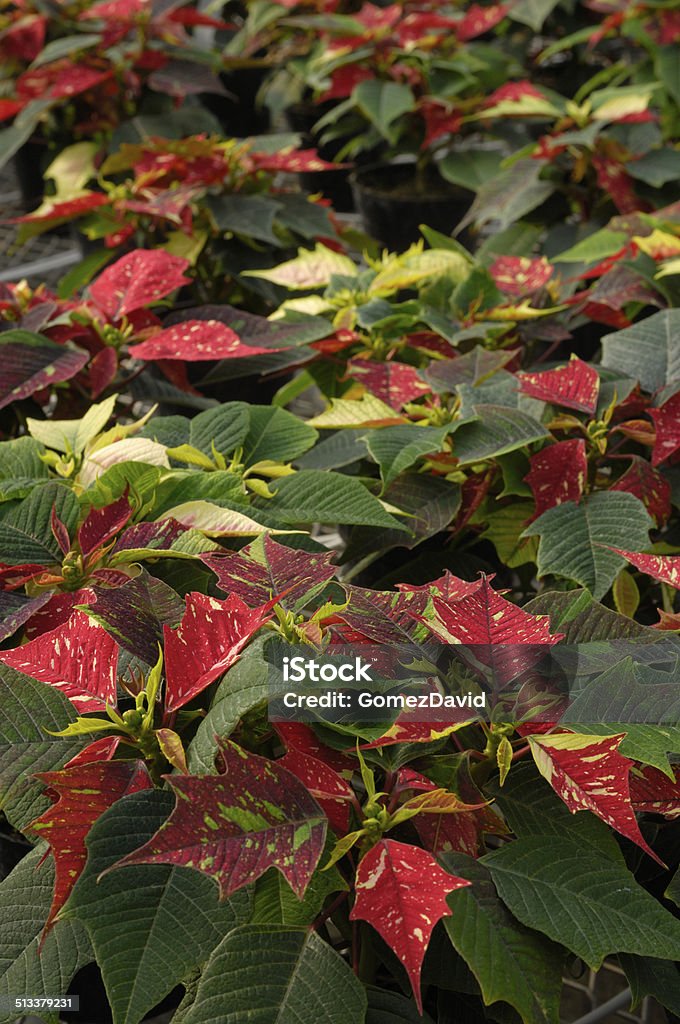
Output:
[1, 2, 680, 1023]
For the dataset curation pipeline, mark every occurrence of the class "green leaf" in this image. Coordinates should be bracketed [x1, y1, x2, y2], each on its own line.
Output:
[562, 657, 680, 729]
[174, 925, 367, 1024]
[481, 502, 538, 568]
[458, 160, 555, 232]
[627, 149, 680, 188]
[207, 194, 283, 245]
[188, 403, 251, 457]
[0, 665, 85, 831]
[442, 853, 563, 1024]
[451, 405, 549, 465]
[259, 470, 409, 530]
[522, 492, 652, 600]
[668, 867, 680, 908]
[485, 835, 680, 969]
[600, 310, 680, 393]
[438, 148, 504, 191]
[83, 461, 162, 514]
[354, 80, 415, 141]
[364, 425, 450, 489]
[251, 860, 346, 927]
[0, 436, 49, 501]
[242, 406, 318, 466]
[524, 589, 659, 642]
[27, 394, 117, 455]
[655, 46, 680, 105]
[187, 637, 274, 773]
[366, 988, 435, 1023]
[619, 955, 680, 1016]
[296, 429, 369, 470]
[63, 789, 252, 1024]
[554, 229, 629, 264]
[31, 34, 102, 66]
[0, 846, 92, 1024]
[150, 471, 247, 518]
[509, 0, 560, 29]
[0, 481, 79, 565]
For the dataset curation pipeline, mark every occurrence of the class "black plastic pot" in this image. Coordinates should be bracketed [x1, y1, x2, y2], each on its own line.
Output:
[12, 140, 50, 206]
[200, 66, 271, 138]
[350, 162, 474, 252]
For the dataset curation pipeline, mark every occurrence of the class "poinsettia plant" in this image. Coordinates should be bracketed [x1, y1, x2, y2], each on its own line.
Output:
[1, 530, 680, 1023]
[10, 133, 354, 308]
[283, 0, 515, 175]
[0, 0, 231, 172]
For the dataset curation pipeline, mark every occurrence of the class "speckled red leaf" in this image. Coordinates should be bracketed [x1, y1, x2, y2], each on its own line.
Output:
[0, 338, 88, 410]
[87, 249, 191, 321]
[592, 155, 640, 214]
[77, 492, 134, 556]
[17, 63, 113, 101]
[525, 439, 587, 519]
[345, 359, 430, 410]
[338, 586, 430, 646]
[78, 0, 142, 17]
[24, 589, 96, 639]
[604, 548, 680, 590]
[457, 2, 508, 40]
[419, 101, 464, 147]
[249, 149, 344, 173]
[362, 720, 466, 748]
[610, 456, 671, 526]
[202, 535, 335, 612]
[427, 577, 560, 647]
[489, 255, 553, 297]
[484, 80, 546, 107]
[452, 469, 495, 533]
[320, 64, 372, 101]
[111, 519, 188, 557]
[0, 610, 118, 712]
[83, 571, 184, 666]
[63, 736, 121, 769]
[0, 591, 52, 643]
[397, 571, 483, 601]
[163, 592, 275, 712]
[112, 739, 326, 899]
[11, 194, 108, 223]
[653, 609, 680, 630]
[529, 733, 663, 864]
[517, 357, 600, 414]
[0, 14, 45, 62]
[649, 391, 680, 466]
[166, 7, 233, 27]
[399, 768, 506, 857]
[395, 12, 459, 45]
[274, 722, 354, 775]
[29, 760, 151, 935]
[350, 838, 470, 1012]
[277, 745, 353, 834]
[629, 765, 680, 818]
[0, 563, 49, 589]
[88, 346, 118, 398]
[128, 319, 284, 361]
[50, 509, 70, 557]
